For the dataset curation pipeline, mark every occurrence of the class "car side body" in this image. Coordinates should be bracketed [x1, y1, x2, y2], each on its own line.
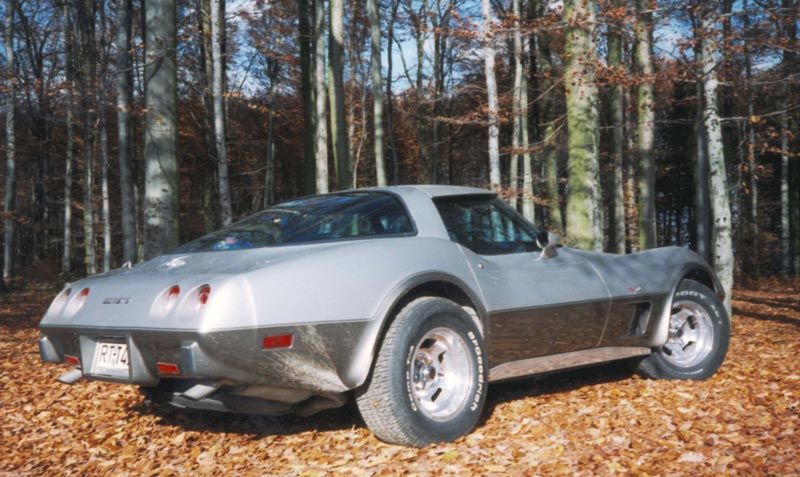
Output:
[38, 185, 724, 417]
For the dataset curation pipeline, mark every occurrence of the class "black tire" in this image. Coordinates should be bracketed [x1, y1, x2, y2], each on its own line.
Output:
[636, 279, 730, 380]
[355, 297, 488, 447]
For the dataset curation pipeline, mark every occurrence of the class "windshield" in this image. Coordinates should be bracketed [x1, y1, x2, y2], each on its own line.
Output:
[173, 192, 415, 253]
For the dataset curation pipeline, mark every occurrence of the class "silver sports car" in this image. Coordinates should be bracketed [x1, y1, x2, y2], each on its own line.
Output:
[39, 185, 729, 446]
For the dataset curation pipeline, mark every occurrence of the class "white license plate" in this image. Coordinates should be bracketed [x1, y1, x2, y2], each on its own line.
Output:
[92, 342, 130, 377]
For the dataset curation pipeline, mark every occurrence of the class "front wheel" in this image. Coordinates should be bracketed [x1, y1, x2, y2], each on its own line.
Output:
[355, 297, 487, 447]
[637, 279, 730, 380]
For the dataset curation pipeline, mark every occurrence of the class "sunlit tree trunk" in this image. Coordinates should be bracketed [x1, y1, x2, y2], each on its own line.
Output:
[701, 6, 733, 312]
[635, 0, 656, 250]
[211, 0, 232, 224]
[607, 1, 625, 254]
[564, 0, 601, 250]
[144, 0, 180, 258]
[3, 0, 16, 284]
[742, 0, 759, 275]
[511, 0, 534, 221]
[328, 0, 351, 189]
[780, 0, 796, 276]
[368, 0, 386, 186]
[313, 0, 328, 192]
[482, 0, 501, 190]
[97, 7, 111, 273]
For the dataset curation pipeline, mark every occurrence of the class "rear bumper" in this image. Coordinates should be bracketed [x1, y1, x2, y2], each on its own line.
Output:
[39, 321, 371, 394]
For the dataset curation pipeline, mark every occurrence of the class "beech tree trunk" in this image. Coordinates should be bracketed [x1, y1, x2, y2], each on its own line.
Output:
[62, 4, 74, 273]
[607, 1, 625, 254]
[3, 0, 16, 284]
[313, 0, 328, 193]
[298, 0, 316, 194]
[143, 0, 180, 258]
[564, 0, 601, 250]
[77, 0, 96, 275]
[701, 7, 733, 312]
[328, 0, 351, 189]
[482, 0, 501, 190]
[211, 0, 232, 225]
[116, 0, 136, 263]
[635, 0, 656, 250]
[367, 0, 387, 186]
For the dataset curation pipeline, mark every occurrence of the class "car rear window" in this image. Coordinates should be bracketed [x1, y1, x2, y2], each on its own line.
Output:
[174, 192, 415, 252]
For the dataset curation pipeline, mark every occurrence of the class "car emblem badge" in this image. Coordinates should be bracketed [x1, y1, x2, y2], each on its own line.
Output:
[158, 256, 188, 271]
[627, 286, 642, 294]
[103, 297, 131, 304]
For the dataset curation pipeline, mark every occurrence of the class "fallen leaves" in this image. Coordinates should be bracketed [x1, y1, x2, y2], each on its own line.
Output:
[1, 282, 799, 475]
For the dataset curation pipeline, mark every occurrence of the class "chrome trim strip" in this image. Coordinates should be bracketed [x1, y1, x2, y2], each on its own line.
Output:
[488, 346, 651, 382]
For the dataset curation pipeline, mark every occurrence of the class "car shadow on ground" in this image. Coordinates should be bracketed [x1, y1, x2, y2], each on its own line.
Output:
[130, 360, 639, 439]
[478, 360, 638, 427]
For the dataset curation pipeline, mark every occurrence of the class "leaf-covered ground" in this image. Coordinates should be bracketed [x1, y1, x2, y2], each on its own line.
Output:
[1, 283, 798, 476]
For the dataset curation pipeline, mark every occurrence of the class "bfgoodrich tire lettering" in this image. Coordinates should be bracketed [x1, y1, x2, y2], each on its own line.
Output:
[355, 297, 487, 447]
[637, 279, 730, 380]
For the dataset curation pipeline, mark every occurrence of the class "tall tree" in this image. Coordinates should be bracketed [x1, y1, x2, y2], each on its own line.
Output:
[298, 0, 316, 194]
[607, 0, 625, 254]
[77, 0, 96, 275]
[3, 0, 16, 284]
[313, 0, 328, 192]
[780, 0, 796, 276]
[116, 0, 136, 263]
[635, 0, 656, 250]
[564, 0, 601, 250]
[701, 3, 733, 311]
[511, 0, 533, 221]
[328, 0, 351, 188]
[97, 1, 111, 272]
[62, 3, 74, 273]
[211, 0, 233, 225]
[367, 0, 386, 186]
[143, 0, 180, 257]
[482, 0, 501, 190]
[386, 0, 400, 184]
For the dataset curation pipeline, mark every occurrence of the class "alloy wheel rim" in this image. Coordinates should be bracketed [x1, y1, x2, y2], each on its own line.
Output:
[662, 300, 715, 368]
[409, 327, 473, 422]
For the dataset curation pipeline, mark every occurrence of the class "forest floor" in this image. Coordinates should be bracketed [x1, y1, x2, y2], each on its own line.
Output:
[0, 283, 798, 476]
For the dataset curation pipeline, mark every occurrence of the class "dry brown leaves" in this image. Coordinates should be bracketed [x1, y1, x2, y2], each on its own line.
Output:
[1, 283, 798, 476]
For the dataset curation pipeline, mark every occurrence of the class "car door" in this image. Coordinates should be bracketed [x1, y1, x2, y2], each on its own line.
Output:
[434, 196, 611, 368]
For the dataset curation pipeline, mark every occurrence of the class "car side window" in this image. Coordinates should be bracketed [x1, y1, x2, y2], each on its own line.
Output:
[435, 196, 540, 255]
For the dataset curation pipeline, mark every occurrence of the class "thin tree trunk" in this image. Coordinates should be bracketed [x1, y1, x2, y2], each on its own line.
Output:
[62, 4, 74, 273]
[211, 0, 232, 225]
[263, 67, 278, 208]
[99, 88, 111, 273]
[3, 0, 16, 284]
[143, 0, 179, 258]
[299, 0, 316, 194]
[386, 0, 400, 184]
[78, 0, 96, 275]
[635, 0, 656, 250]
[701, 7, 733, 312]
[116, 0, 136, 263]
[564, 0, 601, 250]
[607, 1, 625, 254]
[368, 0, 386, 186]
[780, 0, 796, 276]
[482, 0, 501, 190]
[694, 79, 710, 262]
[328, 0, 350, 189]
[742, 0, 759, 275]
[313, 0, 328, 192]
[512, 0, 533, 222]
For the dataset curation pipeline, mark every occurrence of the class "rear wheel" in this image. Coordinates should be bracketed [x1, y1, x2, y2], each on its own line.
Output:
[637, 279, 729, 380]
[355, 297, 487, 447]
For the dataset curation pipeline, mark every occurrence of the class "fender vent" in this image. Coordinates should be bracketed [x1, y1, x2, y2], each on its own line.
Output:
[627, 302, 652, 337]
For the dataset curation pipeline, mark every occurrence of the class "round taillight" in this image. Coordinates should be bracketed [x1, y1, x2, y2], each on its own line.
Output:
[197, 285, 211, 305]
[79, 288, 90, 298]
[168, 285, 180, 300]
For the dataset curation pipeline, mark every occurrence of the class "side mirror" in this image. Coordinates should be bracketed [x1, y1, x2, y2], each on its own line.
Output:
[536, 231, 560, 260]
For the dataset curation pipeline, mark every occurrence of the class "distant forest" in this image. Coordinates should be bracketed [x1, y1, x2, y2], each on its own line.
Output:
[0, 0, 798, 301]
